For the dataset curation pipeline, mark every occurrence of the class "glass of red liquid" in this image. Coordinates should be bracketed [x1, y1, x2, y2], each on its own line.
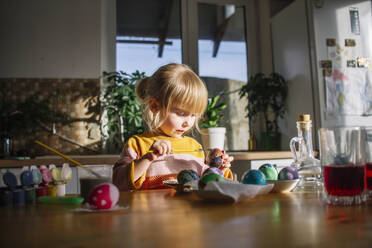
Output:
[365, 127, 372, 196]
[319, 127, 367, 205]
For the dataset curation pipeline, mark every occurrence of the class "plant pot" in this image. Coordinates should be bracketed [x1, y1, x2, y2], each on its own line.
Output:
[201, 127, 226, 150]
[261, 132, 280, 151]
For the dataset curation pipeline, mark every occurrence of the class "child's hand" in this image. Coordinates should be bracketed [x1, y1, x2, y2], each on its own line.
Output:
[219, 152, 234, 172]
[146, 139, 172, 161]
[207, 148, 234, 173]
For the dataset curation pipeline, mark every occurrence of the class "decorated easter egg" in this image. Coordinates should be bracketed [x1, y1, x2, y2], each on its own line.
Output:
[259, 164, 278, 180]
[242, 169, 267, 185]
[259, 163, 277, 171]
[198, 173, 225, 190]
[202, 167, 223, 176]
[207, 148, 225, 168]
[278, 166, 299, 180]
[88, 183, 119, 210]
[177, 170, 200, 184]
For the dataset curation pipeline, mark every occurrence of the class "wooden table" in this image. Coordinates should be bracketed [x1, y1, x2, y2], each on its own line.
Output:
[1, 189, 371, 248]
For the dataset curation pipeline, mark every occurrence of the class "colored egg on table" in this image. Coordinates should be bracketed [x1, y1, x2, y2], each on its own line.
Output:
[278, 166, 299, 180]
[259, 164, 278, 180]
[198, 173, 224, 190]
[88, 183, 119, 210]
[177, 169, 200, 184]
[202, 167, 223, 176]
[241, 169, 267, 185]
[207, 148, 224, 168]
[259, 163, 277, 171]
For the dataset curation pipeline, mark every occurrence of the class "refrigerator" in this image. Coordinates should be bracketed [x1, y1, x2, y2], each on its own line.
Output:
[271, 0, 372, 150]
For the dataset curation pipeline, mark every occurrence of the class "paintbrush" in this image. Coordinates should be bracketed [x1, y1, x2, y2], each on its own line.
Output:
[34, 140, 102, 179]
[147, 148, 210, 153]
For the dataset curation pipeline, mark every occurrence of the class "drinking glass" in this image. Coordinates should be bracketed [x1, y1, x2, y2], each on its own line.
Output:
[318, 127, 366, 205]
[365, 127, 372, 196]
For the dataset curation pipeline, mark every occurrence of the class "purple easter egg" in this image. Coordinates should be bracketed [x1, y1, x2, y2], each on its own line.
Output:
[278, 166, 299, 180]
[203, 167, 223, 176]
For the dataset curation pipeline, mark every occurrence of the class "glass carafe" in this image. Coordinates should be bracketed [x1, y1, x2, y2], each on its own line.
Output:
[290, 114, 322, 190]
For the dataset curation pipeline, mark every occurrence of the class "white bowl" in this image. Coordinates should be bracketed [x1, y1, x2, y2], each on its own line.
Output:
[267, 179, 300, 193]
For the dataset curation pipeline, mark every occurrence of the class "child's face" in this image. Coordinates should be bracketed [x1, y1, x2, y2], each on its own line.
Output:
[160, 107, 197, 138]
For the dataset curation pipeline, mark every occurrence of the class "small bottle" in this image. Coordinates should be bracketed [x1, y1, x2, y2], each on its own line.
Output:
[290, 114, 322, 190]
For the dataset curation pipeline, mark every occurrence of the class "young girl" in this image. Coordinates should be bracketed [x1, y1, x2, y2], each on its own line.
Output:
[113, 63, 233, 191]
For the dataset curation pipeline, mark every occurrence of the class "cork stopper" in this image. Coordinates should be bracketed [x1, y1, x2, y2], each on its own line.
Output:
[297, 114, 311, 130]
[298, 114, 311, 122]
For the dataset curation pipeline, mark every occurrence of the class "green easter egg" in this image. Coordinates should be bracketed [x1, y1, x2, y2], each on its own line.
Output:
[259, 166, 278, 180]
[198, 173, 224, 190]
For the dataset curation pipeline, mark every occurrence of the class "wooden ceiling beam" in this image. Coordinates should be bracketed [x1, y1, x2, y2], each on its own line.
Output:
[212, 16, 232, 58]
[158, 0, 173, 57]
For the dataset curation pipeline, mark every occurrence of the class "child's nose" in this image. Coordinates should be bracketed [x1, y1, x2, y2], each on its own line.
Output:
[182, 117, 192, 127]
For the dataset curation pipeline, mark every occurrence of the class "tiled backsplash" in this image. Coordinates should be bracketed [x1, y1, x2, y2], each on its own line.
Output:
[1, 78, 101, 156]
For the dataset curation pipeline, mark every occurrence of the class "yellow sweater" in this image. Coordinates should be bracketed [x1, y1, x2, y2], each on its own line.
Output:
[112, 133, 233, 191]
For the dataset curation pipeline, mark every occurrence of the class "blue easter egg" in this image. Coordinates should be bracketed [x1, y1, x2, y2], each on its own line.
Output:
[177, 170, 200, 184]
[242, 170, 267, 185]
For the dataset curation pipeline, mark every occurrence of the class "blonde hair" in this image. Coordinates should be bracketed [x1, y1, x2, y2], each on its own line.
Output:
[136, 63, 208, 134]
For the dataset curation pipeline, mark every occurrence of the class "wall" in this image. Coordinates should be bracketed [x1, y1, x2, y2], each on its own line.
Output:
[0, 0, 116, 156]
[0, 0, 115, 78]
[201, 77, 249, 151]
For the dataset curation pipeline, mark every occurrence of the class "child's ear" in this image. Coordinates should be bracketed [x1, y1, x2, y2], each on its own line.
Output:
[148, 98, 160, 113]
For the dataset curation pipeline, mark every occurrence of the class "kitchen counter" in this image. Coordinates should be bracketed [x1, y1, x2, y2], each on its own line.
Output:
[0, 151, 293, 168]
[0, 189, 370, 247]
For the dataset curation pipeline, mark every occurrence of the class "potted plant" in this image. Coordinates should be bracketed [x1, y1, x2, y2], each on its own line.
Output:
[239, 72, 287, 150]
[101, 70, 146, 153]
[199, 92, 227, 150]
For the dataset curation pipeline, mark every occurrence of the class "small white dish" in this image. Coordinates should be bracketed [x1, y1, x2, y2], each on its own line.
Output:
[162, 179, 198, 193]
[267, 179, 300, 193]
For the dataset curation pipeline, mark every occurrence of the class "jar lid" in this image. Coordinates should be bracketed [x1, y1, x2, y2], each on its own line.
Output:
[21, 170, 33, 187]
[3, 171, 18, 189]
[32, 168, 42, 185]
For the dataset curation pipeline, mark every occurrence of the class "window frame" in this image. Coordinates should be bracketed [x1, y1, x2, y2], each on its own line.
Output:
[181, 0, 259, 77]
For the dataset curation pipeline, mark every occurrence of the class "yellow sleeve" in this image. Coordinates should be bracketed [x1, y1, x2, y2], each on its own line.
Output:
[174, 136, 205, 160]
[129, 161, 146, 190]
[125, 135, 152, 190]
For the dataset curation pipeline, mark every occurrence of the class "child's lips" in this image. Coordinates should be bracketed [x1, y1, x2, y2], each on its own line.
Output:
[176, 130, 185, 133]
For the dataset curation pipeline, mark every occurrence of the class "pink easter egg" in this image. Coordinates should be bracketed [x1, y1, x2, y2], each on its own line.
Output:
[88, 183, 119, 210]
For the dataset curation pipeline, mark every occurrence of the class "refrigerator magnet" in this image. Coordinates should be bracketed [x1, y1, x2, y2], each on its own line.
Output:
[326, 39, 336, 46]
[347, 60, 356, 67]
[349, 7, 360, 35]
[320, 60, 332, 68]
[345, 39, 356, 47]
[323, 68, 332, 77]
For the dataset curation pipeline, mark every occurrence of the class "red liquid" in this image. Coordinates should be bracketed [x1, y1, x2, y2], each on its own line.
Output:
[366, 162, 372, 190]
[323, 164, 365, 196]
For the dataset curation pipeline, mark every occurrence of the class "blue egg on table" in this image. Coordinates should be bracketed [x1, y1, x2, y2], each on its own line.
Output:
[177, 169, 200, 184]
[278, 166, 299, 180]
[241, 169, 267, 185]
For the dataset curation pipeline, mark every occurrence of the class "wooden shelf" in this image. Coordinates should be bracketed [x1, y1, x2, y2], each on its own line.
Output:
[229, 151, 293, 160]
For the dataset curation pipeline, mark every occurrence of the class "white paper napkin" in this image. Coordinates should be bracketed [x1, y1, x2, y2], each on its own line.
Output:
[195, 181, 273, 203]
